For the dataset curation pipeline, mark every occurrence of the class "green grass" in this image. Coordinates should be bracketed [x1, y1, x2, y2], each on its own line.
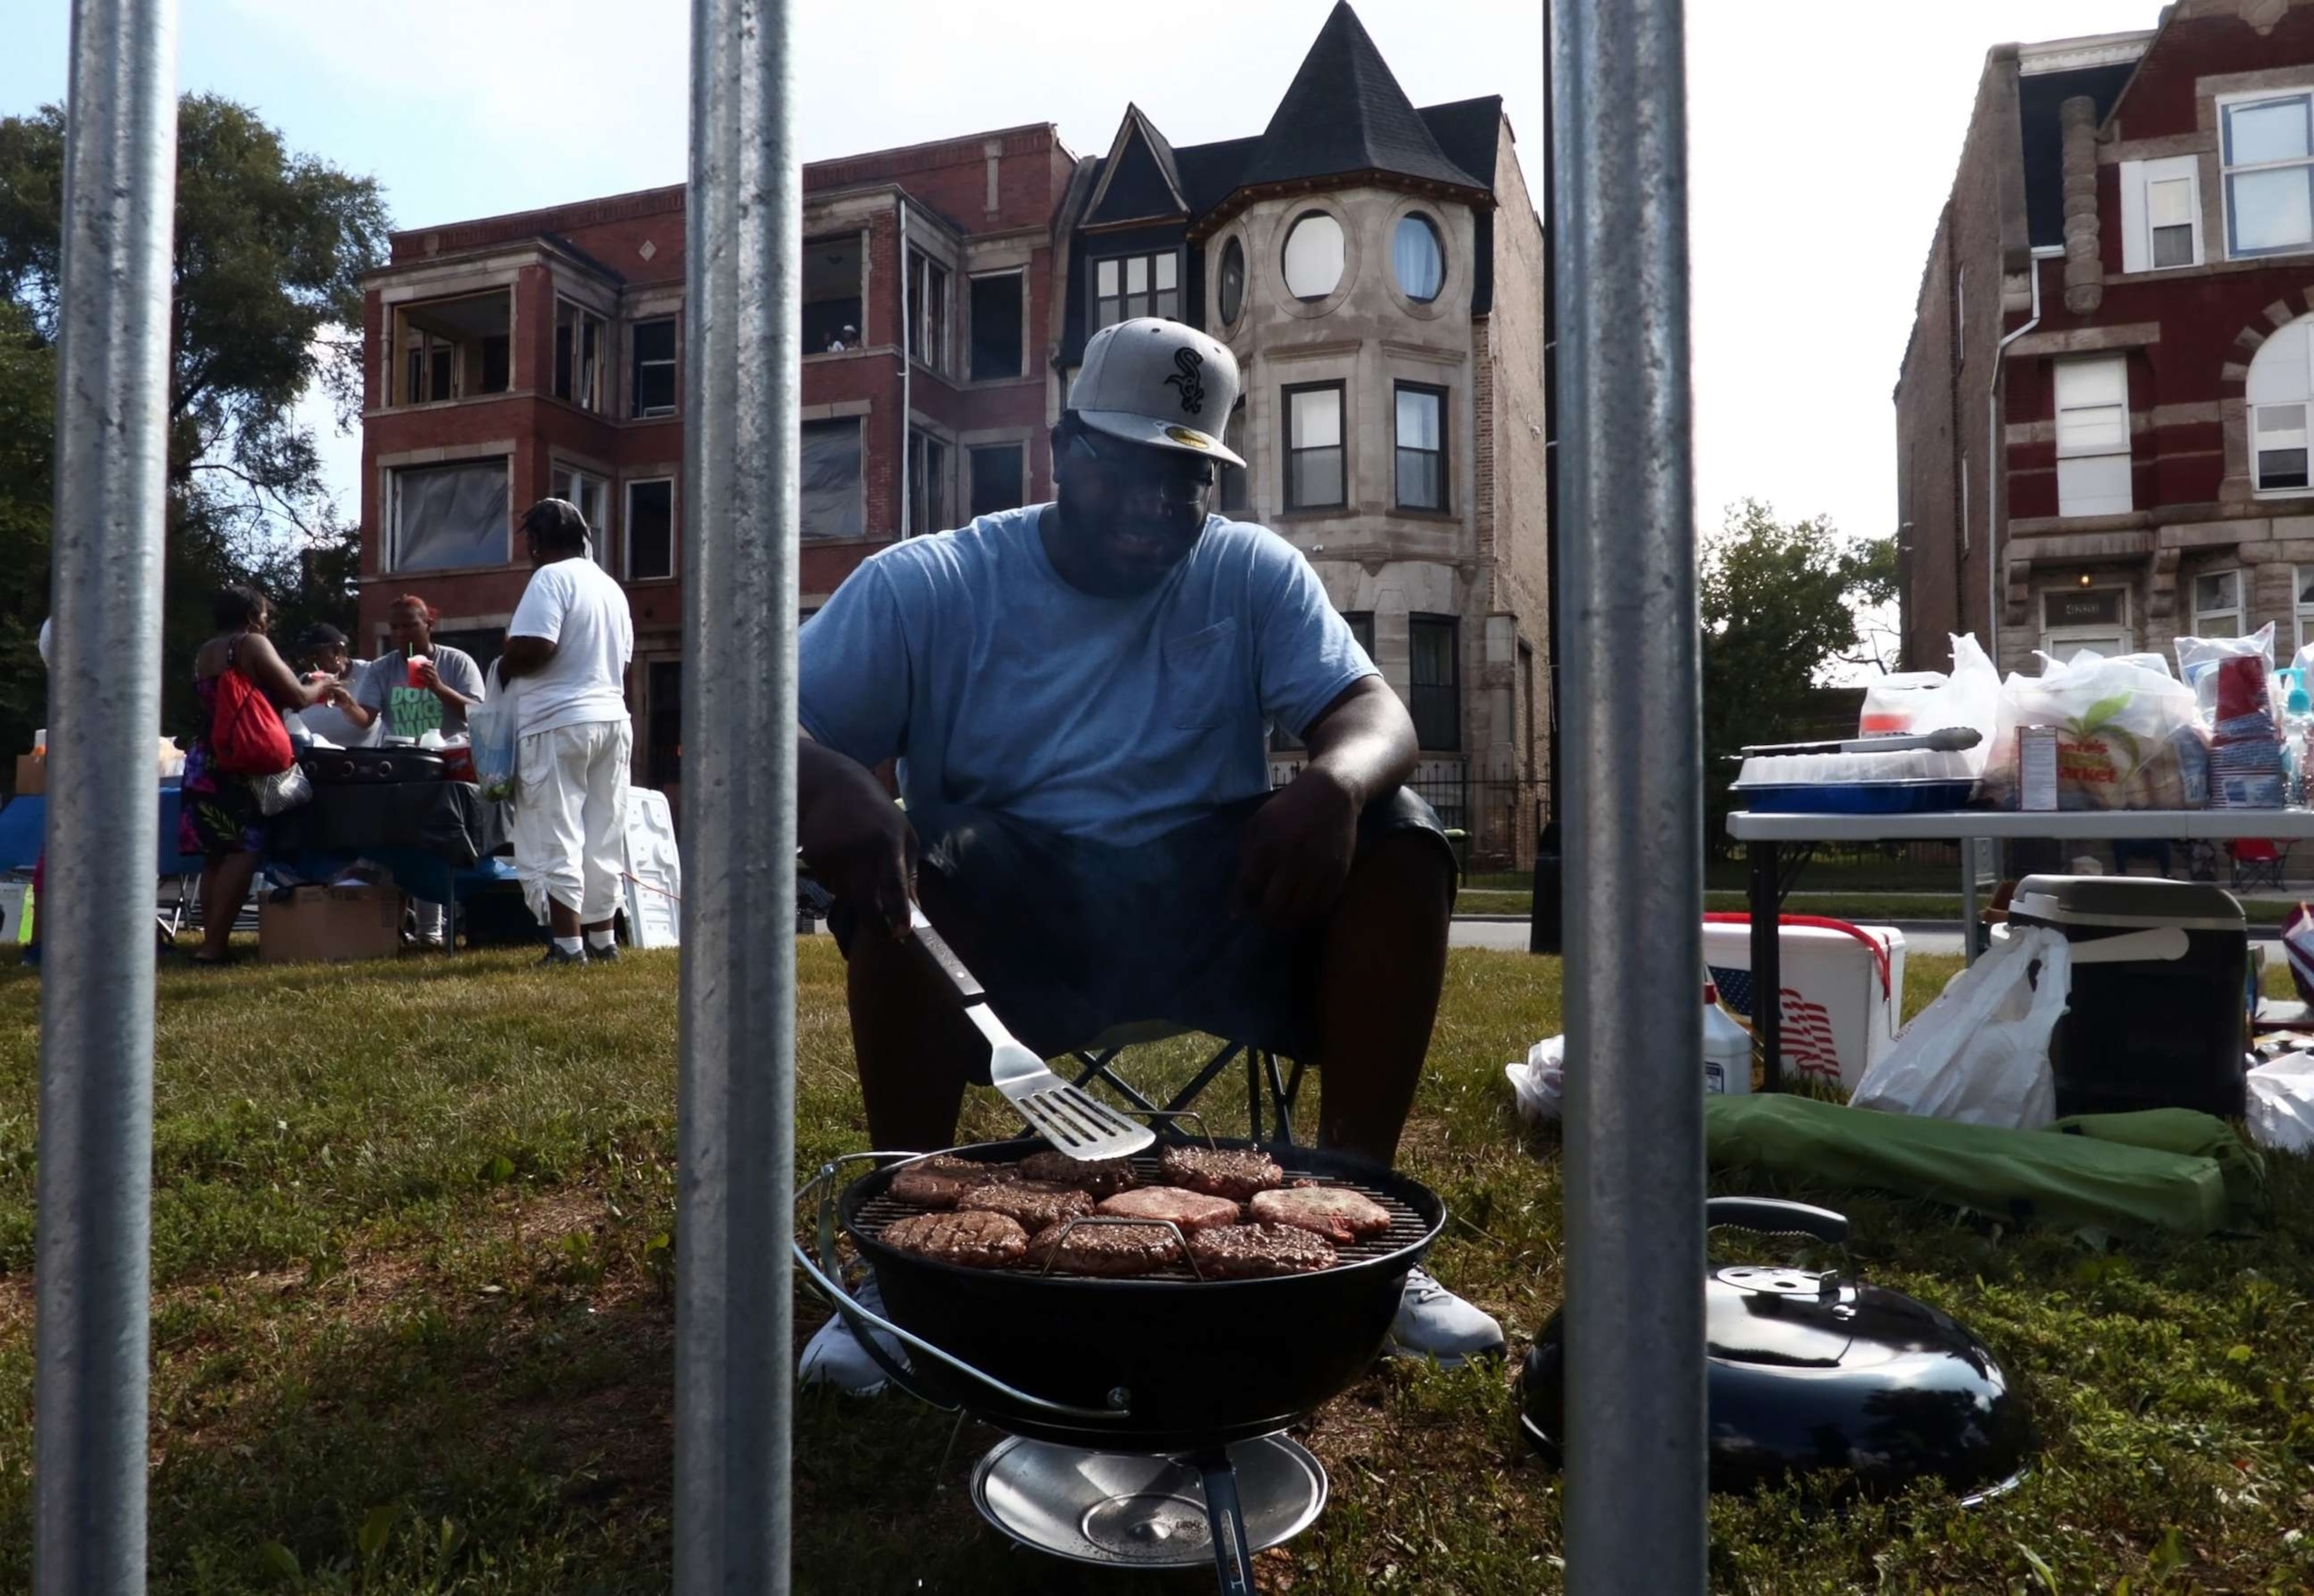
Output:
[2, 943, 2312, 1592]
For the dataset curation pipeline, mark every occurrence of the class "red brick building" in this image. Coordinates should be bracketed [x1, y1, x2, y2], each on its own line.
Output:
[356, 125, 1077, 794]
[1897, 0, 2314, 675]
[356, 6, 1550, 862]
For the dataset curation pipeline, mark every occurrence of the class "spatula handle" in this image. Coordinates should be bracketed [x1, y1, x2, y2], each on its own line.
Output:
[908, 904, 985, 1005]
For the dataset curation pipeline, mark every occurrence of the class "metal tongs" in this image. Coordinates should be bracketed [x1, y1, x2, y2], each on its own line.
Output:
[908, 905, 1155, 1161]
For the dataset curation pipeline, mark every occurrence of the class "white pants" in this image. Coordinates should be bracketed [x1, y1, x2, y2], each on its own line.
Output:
[512, 719, 633, 926]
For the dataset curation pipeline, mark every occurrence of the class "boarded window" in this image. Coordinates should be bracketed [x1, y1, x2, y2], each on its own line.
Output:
[391, 459, 508, 572]
[801, 419, 865, 541]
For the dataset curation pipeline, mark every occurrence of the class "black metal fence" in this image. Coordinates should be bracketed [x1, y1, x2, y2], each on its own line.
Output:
[1407, 774, 1546, 874]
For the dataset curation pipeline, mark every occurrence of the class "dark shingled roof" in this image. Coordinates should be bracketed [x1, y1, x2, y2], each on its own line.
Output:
[1174, 135, 1260, 216]
[1086, 106, 1189, 225]
[1419, 96, 1503, 192]
[1232, 2, 1487, 196]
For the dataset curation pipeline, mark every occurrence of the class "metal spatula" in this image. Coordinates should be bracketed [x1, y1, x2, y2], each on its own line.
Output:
[908, 905, 1155, 1161]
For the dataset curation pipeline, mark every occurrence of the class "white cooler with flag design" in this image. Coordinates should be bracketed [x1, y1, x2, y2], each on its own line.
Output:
[1704, 915, 1906, 1094]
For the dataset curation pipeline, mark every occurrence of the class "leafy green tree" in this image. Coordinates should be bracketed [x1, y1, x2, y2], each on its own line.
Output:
[1702, 499, 1898, 852]
[0, 94, 387, 766]
[0, 298, 53, 770]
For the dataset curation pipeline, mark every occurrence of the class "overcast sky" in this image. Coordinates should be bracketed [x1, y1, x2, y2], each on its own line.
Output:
[5, 0, 2162, 565]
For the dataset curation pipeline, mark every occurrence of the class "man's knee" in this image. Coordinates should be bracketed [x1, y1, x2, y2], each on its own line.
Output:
[1346, 829, 1455, 922]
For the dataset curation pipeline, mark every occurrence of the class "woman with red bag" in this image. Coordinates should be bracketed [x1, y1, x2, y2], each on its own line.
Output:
[178, 584, 336, 965]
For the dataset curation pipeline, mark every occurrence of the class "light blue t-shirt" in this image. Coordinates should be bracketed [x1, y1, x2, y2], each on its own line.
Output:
[800, 506, 1376, 847]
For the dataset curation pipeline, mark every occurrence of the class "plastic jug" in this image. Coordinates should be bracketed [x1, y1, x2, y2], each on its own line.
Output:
[1705, 982, 1753, 1097]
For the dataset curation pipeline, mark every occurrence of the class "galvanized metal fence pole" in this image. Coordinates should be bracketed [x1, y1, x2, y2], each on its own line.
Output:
[33, 2, 179, 1592]
[1549, 0, 1709, 1590]
[670, 0, 805, 1582]
[673, 0, 800, 1589]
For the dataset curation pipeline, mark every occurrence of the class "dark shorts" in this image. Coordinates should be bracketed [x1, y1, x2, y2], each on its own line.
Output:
[829, 787, 1455, 1061]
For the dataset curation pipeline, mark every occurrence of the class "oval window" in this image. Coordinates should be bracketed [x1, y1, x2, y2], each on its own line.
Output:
[1394, 215, 1444, 302]
[1217, 237, 1246, 325]
[1281, 212, 1345, 301]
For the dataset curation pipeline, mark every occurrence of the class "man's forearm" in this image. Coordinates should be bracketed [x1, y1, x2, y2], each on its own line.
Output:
[1300, 679, 1418, 808]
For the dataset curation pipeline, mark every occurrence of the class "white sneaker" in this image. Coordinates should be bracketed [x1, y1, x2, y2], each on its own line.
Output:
[798, 1274, 906, 1395]
[1388, 1267, 1505, 1366]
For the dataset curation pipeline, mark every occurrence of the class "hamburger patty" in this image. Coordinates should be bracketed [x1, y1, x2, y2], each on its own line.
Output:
[887, 1155, 1017, 1209]
[1096, 1185, 1242, 1232]
[1017, 1149, 1142, 1198]
[957, 1179, 1095, 1230]
[1159, 1146, 1284, 1203]
[1189, 1222, 1339, 1279]
[1026, 1219, 1184, 1277]
[880, 1208, 1029, 1269]
[1248, 1185, 1394, 1244]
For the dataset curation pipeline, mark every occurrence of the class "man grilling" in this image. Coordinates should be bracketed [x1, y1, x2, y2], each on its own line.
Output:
[797, 319, 1500, 1391]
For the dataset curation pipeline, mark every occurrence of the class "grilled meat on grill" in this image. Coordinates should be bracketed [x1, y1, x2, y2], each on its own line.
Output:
[1159, 1145, 1284, 1202]
[1248, 1185, 1393, 1244]
[1017, 1150, 1141, 1198]
[957, 1179, 1096, 1230]
[880, 1208, 1030, 1269]
[1025, 1219, 1186, 1277]
[1096, 1185, 1242, 1231]
[1188, 1222, 1340, 1279]
[888, 1155, 1018, 1209]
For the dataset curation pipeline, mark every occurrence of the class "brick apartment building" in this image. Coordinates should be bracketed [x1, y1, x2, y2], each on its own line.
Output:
[357, 2, 1549, 860]
[1897, 0, 2314, 678]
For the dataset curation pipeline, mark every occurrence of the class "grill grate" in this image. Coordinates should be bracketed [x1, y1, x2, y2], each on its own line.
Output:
[851, 1149, 1429, 1282]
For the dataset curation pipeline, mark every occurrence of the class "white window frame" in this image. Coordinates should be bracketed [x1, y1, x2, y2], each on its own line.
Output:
[2249, 319, 2314, 496]
[630, 316, 678, 419]
[2053, 355, 2133, 516]
[2294, 565, 2314, 656]
[2041, 587, 2132, 660]
[907, 250, 952, 376]
[2192, 567, 2245, 639]
[553, 465, 612, 572]
[2120, 154, 2204, 271]
[553, 298, 607, 412]
[625, 476, 676, 581]
[2219, 88, 2314, 261]
[1092, 250, 1180, 330]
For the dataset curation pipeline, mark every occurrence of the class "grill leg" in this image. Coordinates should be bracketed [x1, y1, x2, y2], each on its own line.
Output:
[1266, 1052, 1301, 1148]
[1071, 1048, 1161, 1115]
[1194, 1449, 1256, 1596]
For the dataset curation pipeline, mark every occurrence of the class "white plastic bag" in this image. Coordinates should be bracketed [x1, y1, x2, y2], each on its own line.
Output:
[1505, 1035, 1565, 1125]
[1864, 635, 2001, 775]
[2246, 1051, 2314, 1154]
[471, 662, 522, 804]
[252, 761, 313, 817]
[1976, 652, 2203, 809]
[1852, 928, 2071, 1128]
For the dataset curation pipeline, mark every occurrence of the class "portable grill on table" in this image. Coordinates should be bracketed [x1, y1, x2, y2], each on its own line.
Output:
[795, 1131, 1446, 1595]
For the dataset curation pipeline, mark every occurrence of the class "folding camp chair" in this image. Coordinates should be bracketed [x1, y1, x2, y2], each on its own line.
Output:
[2228, 838, 2288, 893]
[1070, 1022, 1308, 1146]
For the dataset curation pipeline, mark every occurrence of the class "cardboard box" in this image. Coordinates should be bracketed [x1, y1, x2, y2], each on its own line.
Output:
[258, 883, 404, 964]
[14, 755, 44, 796]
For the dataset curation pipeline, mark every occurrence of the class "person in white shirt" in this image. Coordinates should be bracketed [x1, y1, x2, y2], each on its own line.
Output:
[499, 498, 636, 966]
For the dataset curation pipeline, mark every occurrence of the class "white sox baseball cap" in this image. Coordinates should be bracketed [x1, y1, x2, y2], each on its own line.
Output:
[1067, 317, 1245, 467]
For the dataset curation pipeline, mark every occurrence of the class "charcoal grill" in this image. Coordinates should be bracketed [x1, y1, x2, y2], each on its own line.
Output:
[795, 1133, 1446, 1595]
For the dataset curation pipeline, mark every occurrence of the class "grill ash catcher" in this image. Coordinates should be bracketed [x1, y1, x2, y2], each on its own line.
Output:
[794, 1121, 1446, 1594]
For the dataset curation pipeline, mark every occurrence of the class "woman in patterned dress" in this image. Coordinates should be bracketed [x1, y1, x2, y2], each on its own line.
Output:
[179, 585, 336, 965]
